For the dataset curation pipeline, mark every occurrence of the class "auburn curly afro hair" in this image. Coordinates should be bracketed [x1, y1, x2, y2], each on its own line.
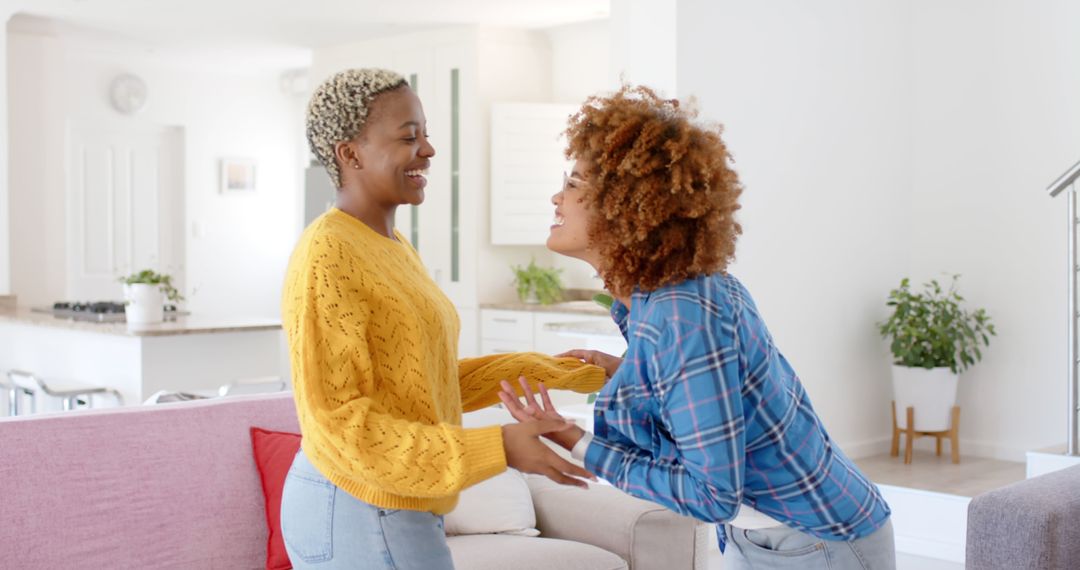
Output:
[564, 85, 743, 297]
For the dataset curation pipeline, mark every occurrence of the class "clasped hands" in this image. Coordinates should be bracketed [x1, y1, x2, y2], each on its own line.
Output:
[497, 349, 621, 489]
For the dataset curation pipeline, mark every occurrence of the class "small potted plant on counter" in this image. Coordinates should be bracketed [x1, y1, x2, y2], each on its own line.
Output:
[119, 269, 183, 325]
[510, 259, 564, 305]
[878, 275, 995, 432]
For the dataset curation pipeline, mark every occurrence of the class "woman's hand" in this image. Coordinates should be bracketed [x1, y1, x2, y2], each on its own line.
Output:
[557, 349, 623, 379]
[498, 376, 581, 451]
[500, 420, 595, 488]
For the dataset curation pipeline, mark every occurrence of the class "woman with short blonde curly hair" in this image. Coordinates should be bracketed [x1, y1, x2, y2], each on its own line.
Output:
[499, 85, 896, 569]
[280, 68, 605, 570]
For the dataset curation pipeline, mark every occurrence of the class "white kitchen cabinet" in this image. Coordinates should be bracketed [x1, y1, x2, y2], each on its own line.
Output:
[532, 311, 619, 356]
[479, 338, 534, 355]
[0, 312, 282, 414]
[490, 103, 578, 245]
[480, 307, 624, 407]
[480, 308, 621, 354]
[480, 309, 534, 343]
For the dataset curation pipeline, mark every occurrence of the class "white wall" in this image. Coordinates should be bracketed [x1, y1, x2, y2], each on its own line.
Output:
[677, 0, 1080, 460]
[610, 0, 676, 96]
[677, 0, 913, 457]
[8, 20, 306, 318]
[0, 11, 12, 295]
[8, 25, 66, 306]
[547, 19, 611, 105]
[907, 0, 1080, 459]
[544, 19, 611, 292]
[474, 28, 558, 305]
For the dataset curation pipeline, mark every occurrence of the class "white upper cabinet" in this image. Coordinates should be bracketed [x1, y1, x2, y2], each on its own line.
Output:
[489, 103, 578, 245]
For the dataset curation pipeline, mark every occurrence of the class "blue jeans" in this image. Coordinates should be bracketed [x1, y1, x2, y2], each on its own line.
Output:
[724, 519, 895, 569]
[280, 448, 455, 569]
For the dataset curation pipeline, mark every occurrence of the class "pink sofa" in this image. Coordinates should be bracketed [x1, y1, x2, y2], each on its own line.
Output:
[0, 393, 708, 569]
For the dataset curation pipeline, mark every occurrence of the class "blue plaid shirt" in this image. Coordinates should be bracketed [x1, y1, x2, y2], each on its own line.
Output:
[585, 273, 890, 550]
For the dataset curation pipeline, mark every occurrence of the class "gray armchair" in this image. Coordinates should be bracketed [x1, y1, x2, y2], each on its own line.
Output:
[966, 464, 1080, 569]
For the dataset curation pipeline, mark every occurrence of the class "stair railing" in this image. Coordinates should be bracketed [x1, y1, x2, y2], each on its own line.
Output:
[1048, 158, 1080, 456]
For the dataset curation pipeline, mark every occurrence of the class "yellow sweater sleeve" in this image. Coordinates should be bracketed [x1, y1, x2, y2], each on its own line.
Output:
[457, 353, 606, 412]
[289, 243, 505, 499]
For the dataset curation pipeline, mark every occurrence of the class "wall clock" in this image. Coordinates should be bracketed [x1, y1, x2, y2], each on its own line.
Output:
[109, 73, 148, 115]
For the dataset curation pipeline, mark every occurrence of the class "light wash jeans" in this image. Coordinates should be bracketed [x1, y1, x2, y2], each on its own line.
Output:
[723, 519, 895, 569]
[280, 448, 455, 570]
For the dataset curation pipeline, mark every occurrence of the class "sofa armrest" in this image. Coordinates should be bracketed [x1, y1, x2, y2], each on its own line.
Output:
[966, 464, 1080, 569]
[527, 476, 709, 570]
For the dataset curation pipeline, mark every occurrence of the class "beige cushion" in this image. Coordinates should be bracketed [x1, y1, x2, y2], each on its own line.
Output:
[445, 468, 539, 537]
[447, 534, 628, 570]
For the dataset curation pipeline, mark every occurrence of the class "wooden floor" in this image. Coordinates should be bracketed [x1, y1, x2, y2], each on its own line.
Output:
[855, 450, 1026, 497]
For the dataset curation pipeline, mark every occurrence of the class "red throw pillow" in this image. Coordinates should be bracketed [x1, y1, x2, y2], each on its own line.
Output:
[250, 427, 302, 570]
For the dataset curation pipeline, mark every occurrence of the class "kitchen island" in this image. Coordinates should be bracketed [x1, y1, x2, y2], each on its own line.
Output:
[0, 305, 285, 413]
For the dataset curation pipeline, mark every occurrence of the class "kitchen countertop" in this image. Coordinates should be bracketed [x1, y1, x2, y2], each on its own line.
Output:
[543, 320, 622, 337]
[480, 299, 610, 316]
[0, 306, 281, 337]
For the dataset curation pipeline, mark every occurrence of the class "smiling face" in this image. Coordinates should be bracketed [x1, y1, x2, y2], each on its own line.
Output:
[547, 156, 600, 267]
[342, 86, 435, 207]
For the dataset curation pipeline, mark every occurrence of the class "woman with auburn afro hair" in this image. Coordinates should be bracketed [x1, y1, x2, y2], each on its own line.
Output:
[499, 85, 895, 569]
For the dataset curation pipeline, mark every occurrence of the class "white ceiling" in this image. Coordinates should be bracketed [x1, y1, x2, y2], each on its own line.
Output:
[10, 0, 610, 72]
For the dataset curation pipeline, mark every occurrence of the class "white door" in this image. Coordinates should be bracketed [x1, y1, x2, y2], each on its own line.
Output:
[392, 48, 436, 259]
[395, 45, 479, 357]
[66, 125, 184, 300]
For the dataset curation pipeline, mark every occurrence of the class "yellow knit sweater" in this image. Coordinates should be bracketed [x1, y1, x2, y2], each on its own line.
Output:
[281, 208, 605, 515]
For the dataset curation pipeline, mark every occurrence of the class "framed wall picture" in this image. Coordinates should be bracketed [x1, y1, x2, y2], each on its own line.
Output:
[220, 158, 257, 192]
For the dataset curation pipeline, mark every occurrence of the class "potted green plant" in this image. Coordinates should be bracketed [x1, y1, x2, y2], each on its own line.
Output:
[510, 260, 564, 305]
[592, 292, 614, 311]
[119, 269, 183, 325]
[877, 275, 995, 431]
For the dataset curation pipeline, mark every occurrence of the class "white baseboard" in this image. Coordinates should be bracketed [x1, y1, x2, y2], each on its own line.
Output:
[1026, 448, 1080, 478]
[878, 484, 969, 564]
[836, 435, 1029, 463]
[837, 436, 893, 459]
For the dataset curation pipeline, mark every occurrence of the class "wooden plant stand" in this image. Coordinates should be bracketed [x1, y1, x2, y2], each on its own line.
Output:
[890, 401, 961, 464]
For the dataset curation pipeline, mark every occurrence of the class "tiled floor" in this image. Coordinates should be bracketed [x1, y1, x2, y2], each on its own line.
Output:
[855, 449, 1026, 497]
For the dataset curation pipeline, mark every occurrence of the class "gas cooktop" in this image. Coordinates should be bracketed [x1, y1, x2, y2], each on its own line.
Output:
[32, 301, 185, 323]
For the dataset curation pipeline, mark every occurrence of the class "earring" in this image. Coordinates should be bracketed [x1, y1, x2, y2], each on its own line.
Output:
[352, 163, 360, 169]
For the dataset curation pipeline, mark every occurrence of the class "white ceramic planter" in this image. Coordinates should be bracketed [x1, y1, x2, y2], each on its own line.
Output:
[891, 365, 959, 432]
[123, 283, 165, 325]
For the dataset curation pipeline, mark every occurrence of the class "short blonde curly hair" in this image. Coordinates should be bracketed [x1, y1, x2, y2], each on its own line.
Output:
[565, 85, 743, 297]
[306, 68, 408, 187]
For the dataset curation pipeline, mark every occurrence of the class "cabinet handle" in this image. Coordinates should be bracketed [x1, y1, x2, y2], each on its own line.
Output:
[492, 318, 517, 324]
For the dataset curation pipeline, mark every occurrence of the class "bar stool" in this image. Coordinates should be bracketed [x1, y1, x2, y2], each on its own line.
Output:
[5, 370, 124, 415]
[217, 376, 287, 397]
[2, 376, 15, 417]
